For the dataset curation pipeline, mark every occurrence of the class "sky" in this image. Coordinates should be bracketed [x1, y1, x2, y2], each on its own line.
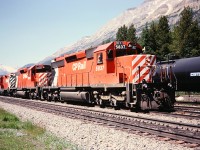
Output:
[0, 0, 144, 68]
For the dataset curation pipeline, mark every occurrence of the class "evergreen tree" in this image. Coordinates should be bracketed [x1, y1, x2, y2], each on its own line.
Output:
[170, 26, 179, 56]
[116, 25, 128, 41]
[148, 21, 158, 55]
[102, 38, 112, 44]
[189, 20, 200, 56]
[171, 7, 200, 57]
[156, 16, 171, 60]
[127, 24, 137, 44]
[139, 23, 152, 54]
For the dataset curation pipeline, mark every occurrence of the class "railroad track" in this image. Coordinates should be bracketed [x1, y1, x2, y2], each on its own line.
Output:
[175, 105, 200, 111]
[152, 105, 200, 120]
[151, 111, 200, 120]
[0, 96, 199, 146]
[176, 101, 200, 106]
[173, 105, 200, 119]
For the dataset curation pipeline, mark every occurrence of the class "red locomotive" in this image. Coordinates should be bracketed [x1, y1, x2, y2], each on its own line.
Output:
[0, 41, 175, 111]
[13, 64, 52, 98]
[0, 75, 9, 95]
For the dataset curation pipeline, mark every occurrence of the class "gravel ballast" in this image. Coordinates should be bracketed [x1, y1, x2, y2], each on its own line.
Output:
[0, 101, 196, 150]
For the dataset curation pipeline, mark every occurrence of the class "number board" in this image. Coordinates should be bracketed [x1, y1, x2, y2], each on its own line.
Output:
[115, 44, 127, 49]
[115, 41, 126, 50]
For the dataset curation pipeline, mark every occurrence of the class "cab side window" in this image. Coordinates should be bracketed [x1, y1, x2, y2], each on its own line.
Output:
[97, 53, 103, 64]
[107, 49, 113, 59]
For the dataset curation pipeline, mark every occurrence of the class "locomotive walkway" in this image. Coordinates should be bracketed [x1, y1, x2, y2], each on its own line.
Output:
[0, 96, 199, 146]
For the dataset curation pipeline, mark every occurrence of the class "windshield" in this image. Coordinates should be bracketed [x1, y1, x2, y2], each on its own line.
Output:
[116, 47, 142, 57]
[115, 42, 142, 57]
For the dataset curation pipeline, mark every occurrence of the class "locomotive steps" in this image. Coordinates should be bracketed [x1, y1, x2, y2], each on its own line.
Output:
[0, 96, 199, 148]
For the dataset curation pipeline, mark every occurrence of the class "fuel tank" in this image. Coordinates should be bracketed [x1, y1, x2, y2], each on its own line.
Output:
[60, 91, 90, 102]
[156, 56, 200, 91]
[16, 91, 26, 98]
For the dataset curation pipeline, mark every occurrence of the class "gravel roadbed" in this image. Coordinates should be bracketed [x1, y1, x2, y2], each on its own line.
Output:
[0, 101, 196, 150]
[40, 100, 200, 126]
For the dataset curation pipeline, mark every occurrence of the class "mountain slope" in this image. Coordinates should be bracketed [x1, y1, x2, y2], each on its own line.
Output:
[40, 0, 200, 64]
[0, 65, 17, 75]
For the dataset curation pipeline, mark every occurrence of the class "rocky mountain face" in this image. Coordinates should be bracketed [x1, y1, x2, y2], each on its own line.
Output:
[40, 0, 200, 64]
[0, 63, 35, 76]
[0, 65, 17, 75]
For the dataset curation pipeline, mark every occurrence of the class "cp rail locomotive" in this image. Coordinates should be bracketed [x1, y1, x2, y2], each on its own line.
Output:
[0, 41, 176, 111]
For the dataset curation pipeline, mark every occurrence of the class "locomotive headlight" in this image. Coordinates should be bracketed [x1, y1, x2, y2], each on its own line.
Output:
[168, 83, 172, 88]
[142, 79, 148, 89]
[142, 83, 148, 89]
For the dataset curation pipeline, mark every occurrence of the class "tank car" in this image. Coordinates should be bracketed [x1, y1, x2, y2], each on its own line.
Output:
[156, 56, 200, 91]
[46, 41, 175, 111]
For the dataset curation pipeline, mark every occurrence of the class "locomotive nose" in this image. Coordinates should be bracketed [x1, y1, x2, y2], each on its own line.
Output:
[131, 55, 156, 83]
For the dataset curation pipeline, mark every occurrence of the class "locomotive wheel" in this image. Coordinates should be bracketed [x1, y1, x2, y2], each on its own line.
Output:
[112, 98, 120, 110]
[51, 94, 55, 102]
[140, 94, 150, 111]
[53, 95, 58, 102]
[28, 93, 33, 99]
[47, 95, 52, 102]
[42, 92, 48, 101]
[161, 96, 174, 111]
[114, 105, 120, 110]
[99, 99, 105, 108]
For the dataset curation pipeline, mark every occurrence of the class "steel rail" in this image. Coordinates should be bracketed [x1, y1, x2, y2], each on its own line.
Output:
[0, 96, 199, 145]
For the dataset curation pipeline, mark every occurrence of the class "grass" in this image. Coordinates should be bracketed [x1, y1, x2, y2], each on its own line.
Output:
[0, 109, 20, 129]
[0, 108, 78, 150]
[38, 133, 79, 150]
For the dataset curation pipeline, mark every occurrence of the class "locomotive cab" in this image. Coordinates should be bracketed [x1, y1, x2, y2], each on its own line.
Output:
[33, 65, 52, 85]
[16, 65, 52, 99]
[92, 41, 143, 84]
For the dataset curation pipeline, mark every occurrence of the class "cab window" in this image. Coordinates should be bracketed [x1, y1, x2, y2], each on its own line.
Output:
[97, 53, 103, 64]
[107, 49, 113, 59]
[116, 46, 142, 57]
[116, 49, 125, 57]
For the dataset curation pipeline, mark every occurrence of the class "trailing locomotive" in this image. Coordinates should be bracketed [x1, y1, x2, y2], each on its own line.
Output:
[0, 41, 176, 111]
[0, 74, 9, 95]
[156, 56, 200, 92]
